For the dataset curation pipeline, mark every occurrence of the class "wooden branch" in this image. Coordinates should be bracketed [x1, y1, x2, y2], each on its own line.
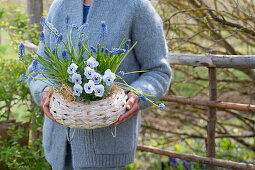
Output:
[169, 53, 255, 68]
[137, 145, 255, 170]
[161, 95, 255, 112]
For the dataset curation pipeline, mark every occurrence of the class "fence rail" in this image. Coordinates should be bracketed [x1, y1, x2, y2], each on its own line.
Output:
[25, 43, 255, 169]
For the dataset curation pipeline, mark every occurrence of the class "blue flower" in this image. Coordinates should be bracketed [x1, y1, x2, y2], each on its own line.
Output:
[84, 80, 95, 94]
[32, 59, 38, 71]
[100, 21, 107, 38]
[65, 15, 70, 25]
[84, 66, 95, 79]
[94, 84, 104, 97]
[118, 71, 125, 77]
[92, 72, 102, 84]
[78, 23, 88, 32]
[91, 46, 97, 53]
[20, 74, 28, 81]
[105, 48, 109, 55]
[71, 24, 79, 30]
[78, 41, 82, 52]
[52, 48, 56, 55]
[41, 16, 46, 27]
[86, 57, 99, 69]
[138, 94, 147, 101]
[125, 40, 131, 51]
[101, 47, 105, 53]
[112, 48, 126, 55]
[40, 32, 45, 42]
[56, 34, 63, 44]
[201, 164, 206, 169]
[169, 157, 178, 167]
[181, 161, 191, 170]
[73, 84, 83, 96]
[103, 69, 116, 86]
[67, 63, 78, 74]
[18, 43, 25, 61]
[62, 50, 68, 59]
[72, 73, 82, 84]
[159, 103, 165, 110]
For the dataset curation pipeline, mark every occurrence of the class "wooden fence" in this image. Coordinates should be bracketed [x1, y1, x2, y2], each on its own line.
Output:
[25, 43, 255, 170]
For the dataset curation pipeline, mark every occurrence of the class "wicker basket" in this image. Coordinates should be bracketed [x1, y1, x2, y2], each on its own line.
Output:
[49, 86, 127, 129]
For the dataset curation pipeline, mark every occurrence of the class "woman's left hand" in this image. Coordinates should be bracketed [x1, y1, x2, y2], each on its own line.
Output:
[112, 92, 139, 126]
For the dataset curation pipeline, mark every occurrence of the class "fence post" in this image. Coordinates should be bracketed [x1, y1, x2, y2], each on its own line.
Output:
[27, 0, 43, 32]
[207, 67, 217, 170]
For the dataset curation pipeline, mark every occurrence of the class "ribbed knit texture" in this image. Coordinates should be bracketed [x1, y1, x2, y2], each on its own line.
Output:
[27, 0, 172, 169]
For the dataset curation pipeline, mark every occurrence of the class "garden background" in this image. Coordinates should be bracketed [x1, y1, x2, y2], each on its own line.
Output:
[0, 0, 254, 169]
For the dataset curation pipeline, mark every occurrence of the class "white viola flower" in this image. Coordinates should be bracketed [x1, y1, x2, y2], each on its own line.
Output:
[92, 72, 102, 84]
[73, 84, 83, 96]
[67, 63, 78, 74]
[72, 73, 82, 84]
[84, 66, 95, 79]
[94, 84, 104, 97]
[86, 56, 99, 68]
[84, 80, 95, 94]
[103, 69, 116, 86]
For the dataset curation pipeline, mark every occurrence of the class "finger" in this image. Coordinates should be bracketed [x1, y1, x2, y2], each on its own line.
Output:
[43, 96, 56, 122]
[112, 103, 139, 126]
[126, 96, 136, 110]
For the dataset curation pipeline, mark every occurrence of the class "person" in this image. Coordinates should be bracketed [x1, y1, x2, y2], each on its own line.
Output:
[27, 0, 172, 169]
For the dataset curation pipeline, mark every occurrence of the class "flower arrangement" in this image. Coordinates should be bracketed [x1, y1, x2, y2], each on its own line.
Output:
[18, 16, 165, 129]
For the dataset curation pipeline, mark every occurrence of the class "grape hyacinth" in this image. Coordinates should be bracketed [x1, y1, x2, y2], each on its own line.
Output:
[118, 71, 125, 77]
[18, 43, 25, 61]
[169, 157, 179, 167]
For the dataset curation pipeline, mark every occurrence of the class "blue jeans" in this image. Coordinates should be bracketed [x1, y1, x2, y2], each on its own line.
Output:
[64, 142, 125, 170]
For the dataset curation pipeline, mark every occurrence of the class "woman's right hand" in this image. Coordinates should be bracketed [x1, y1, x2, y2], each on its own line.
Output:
[40, 86, 57, 122]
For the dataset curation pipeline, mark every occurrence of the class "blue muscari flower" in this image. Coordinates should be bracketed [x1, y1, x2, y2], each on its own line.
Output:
[105, 48, 109, 54]
[73, 84, 83, 96]
[78, 41, 82, 52]
[201, 164, 206, 169]
[32, 59, 38, 71]
[52, 48, 56, 55]
[62, 50, 67, 59]
[71, 24, 79, 30]
[169, 157, 178, 167]
[41, 16, 46, 27]
[18, 43, 25, 61]
[20, 74, 28, 81]
[118, 71, 125, 77]
[56, 34, 63, 44]
[78, 23, 88, 32]
[101, 47, 105, 53]
[72, 73, 82, 84]
[65, 15, 70, 25]
[84, 66, 95, 79]
[138, 94, 147, 101]
[100, 21, 107, 38]
[125, 40, 131, 51]
[91, 46, 97, 53]
[117, 49, 126, 54]
[67, 63, 78, 74]
[94, 84, 104, 97]
[112, 48, 118, 55]
[40, 32, 45, 42]
[103, 69, 116, 86]
[84, 80, 95, 94]
[159, 103, 165, 110]
[181, 161, 191, 170]
[92, 72, 102, 84]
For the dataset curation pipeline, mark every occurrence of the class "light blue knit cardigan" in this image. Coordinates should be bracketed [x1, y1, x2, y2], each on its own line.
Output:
[27, 0, 172, 169]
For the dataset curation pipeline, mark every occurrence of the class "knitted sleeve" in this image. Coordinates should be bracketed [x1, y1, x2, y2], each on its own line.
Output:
[130, 0, 172, 109]
[27, 3, 57, 106]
